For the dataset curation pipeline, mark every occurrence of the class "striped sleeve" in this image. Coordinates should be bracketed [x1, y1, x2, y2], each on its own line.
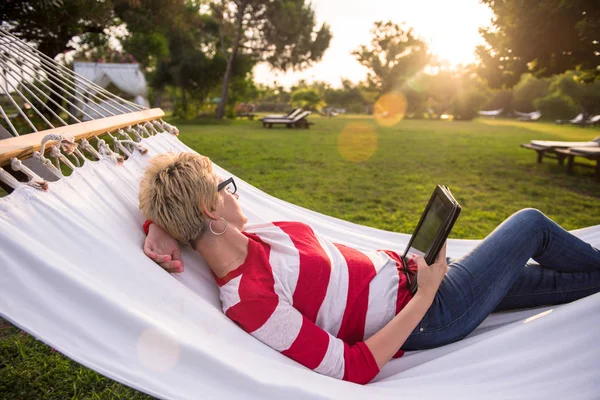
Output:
[228, 298, 380, 384]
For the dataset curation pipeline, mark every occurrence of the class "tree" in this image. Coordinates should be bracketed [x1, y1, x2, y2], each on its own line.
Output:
[424, 69, 490, 120]
[512, 74, 550, 112]
[477, 0, 600, 88]
[352, 21, 430, 95]
[210, 0, 332, 119]
[1, 0, 185, 116]
[0, 0, 115, 58]
[0, 0, 183, 57]
[324, 79, 368, 113]
[547, 70, 600, 116]
[290, 88, 324, 110]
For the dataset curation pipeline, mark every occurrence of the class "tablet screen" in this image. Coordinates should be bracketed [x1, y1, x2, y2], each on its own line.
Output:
[406, 192, 451, 257]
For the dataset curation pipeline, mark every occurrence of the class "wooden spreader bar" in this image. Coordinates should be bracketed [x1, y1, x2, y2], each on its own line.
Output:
[0, 108, 165, 166]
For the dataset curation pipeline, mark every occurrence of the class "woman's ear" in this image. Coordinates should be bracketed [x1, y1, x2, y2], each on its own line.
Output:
[203, 199, 221, 220]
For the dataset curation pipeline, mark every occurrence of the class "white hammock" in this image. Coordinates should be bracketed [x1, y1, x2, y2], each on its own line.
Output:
[1, 132, 600, 400]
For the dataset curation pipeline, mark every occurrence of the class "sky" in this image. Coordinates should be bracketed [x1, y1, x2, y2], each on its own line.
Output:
[253, 0, 494, 88]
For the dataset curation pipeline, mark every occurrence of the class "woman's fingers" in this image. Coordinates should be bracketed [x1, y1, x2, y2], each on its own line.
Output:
[159, 261, 184, 273]
[143, 243, 156, 259]
[414, 255, 429, 270]
[153, 254, 173, 263]
[172, 247, 184, 268]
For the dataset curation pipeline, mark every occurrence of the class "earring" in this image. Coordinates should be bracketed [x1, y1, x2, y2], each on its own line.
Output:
[209, 217, 228, 236]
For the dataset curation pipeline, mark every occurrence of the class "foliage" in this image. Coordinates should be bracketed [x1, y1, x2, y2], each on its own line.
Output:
[121, 32, 170, 69]
[411, 69, 489, 120]
[450, 72, 490, 120]
[352, 21, 434, 116]
[324, 79, 369, 113]
[210, 0, 332, 119]
[477, 0, 600, 88]
[290, 88, 324, 110]
[71, 46, 137, 64]
[353, 21, 430, 95]
[227, 73, 260, 106]
[511, 74, 550, 112]
[132, 3, 244, 118]
[0, 0, 182, 58]
[482, 89, 514, 112]
[0, 0, 114, 57]
[534, 92, 579, 120]
[549, 71, 600, 116]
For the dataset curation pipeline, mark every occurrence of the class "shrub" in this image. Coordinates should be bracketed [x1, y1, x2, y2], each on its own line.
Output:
[482, 88, 513, 112]
[512, 74, 549, 112]
[534, 92, 579, 120]
[452, 89, 488, 121]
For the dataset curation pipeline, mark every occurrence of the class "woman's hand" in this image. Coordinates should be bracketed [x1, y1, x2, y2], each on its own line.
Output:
[143, 223, 184, 273]
[415, 242, 448, 298]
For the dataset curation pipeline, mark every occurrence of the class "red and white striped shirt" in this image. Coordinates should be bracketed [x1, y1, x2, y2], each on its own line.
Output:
[214, 221, 415, 384]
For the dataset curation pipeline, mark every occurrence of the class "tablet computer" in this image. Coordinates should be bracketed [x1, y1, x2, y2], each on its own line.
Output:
[403, 185, 461, 266]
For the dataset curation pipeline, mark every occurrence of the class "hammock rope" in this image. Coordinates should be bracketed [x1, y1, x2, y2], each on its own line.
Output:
[0, 31, 172, 192]
[0, 28, 150, 137]
[0, 29, 144, 115]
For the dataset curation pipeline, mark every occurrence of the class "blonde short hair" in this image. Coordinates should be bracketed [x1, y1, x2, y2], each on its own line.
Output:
[139, 152, 219, 248]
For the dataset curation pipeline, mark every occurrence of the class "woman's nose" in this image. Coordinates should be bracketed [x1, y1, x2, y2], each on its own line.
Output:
[234, 193, 239, 200]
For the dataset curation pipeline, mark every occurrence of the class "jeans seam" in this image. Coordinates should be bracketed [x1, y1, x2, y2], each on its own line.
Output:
[416, 283, 600, 338]
[503, 284, 600, 299]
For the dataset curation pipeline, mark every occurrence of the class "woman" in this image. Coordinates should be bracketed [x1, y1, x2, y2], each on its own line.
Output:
[139, 152, 600, 385]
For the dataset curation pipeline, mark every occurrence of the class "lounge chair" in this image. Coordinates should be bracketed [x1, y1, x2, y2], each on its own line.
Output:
[585, 114, 600, 127]
[554, 147, 600, 179]
[520, 137, 600, 165]
[262, 110, 313, 129]
[478, 108, 503, 117]
[556, 113, 585, 125]
[517, 111, 541, 122]
[261, 108, 302, 121]
[569, 113, 585, 125]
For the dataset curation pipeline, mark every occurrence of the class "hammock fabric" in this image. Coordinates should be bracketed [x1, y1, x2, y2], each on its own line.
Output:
[1, 133, 600, 400]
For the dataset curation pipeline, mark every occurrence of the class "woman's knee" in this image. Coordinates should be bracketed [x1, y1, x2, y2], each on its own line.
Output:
[509, 208, 548, 227]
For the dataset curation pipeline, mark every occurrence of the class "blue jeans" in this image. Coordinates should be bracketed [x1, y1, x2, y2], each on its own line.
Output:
[402, 208, 600, 350]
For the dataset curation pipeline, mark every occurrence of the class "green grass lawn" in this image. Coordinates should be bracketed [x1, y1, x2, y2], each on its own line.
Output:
[175, 115, 600, 237]
[1, 115, 599, 399]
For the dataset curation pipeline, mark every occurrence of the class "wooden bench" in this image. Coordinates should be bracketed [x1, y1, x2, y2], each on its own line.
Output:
[555, 148, 600, 179]
[520, 143, 568, 165]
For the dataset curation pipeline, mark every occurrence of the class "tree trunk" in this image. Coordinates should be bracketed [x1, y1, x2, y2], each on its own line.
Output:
[180, 84, 188, 118]
[215, 5, 246, 120]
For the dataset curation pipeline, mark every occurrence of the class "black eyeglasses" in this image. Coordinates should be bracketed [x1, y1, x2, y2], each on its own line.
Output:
[217, 177, 237, 195]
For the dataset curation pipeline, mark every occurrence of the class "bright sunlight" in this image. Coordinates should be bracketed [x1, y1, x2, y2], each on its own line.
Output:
[254, 0, 493, 87]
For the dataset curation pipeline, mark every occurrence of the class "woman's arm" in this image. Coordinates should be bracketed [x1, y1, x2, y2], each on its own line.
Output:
[143, 221, 184, 273]
[365, 244, 447, 369]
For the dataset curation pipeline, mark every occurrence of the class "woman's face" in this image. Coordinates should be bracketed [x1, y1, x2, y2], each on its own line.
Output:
[216, 176, 248, 231]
